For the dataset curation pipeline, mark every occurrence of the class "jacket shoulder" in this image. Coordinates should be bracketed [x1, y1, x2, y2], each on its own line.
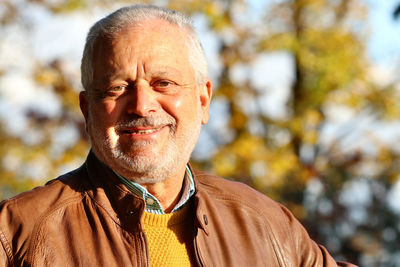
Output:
[193, 169, 278, 208]
[193, 169, 301, 245]
[192, 170, 349, 266]
[0, 164, 88, 227]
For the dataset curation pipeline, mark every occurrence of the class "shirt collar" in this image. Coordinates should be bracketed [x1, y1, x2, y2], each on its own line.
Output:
[114, 165, 195, 214]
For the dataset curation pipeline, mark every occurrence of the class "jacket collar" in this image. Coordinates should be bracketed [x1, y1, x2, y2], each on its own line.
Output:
[188, 164, 210, 236]
[83, 151, 209, 234]
[84, 150, 146, 232]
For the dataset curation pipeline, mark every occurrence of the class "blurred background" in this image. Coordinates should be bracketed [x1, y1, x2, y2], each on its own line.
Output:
[1, 0, 400, 265]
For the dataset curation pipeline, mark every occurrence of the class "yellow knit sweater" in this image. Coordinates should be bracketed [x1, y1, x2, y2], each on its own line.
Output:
[142, 204, 196, 266]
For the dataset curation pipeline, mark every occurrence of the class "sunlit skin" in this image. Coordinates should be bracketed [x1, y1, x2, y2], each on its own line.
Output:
[79, 19, 212, 212]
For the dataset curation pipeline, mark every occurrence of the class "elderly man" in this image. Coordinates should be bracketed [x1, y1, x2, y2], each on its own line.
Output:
[0, 4, 356, 267]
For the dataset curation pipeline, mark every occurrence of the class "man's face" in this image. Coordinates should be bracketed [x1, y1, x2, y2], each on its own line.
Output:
[80, 19, 212, 183]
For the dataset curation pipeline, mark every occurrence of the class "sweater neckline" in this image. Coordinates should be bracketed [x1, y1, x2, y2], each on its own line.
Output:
[141, 201, 193, 227]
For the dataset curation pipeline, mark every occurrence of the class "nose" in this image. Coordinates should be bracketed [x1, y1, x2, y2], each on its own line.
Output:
[126, 83, 158, 117]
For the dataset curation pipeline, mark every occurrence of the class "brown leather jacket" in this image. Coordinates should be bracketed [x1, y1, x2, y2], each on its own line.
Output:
[0, 152, 356, 266]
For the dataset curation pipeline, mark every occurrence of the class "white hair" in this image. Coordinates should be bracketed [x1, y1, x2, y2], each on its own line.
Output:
[81, 4, 208, 92]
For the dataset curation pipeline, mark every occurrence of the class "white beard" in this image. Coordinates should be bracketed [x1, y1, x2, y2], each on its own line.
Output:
[87, 107, 202, 184]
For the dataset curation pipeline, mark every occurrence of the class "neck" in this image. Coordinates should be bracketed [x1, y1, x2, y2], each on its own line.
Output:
[140, 171, 185, 213]
[104, 161, 188, 213]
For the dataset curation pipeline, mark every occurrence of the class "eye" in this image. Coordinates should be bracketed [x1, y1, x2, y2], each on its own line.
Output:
[111, 85, 127, 91]
[152, 79, 180, 94]
[154, 80, 174, 88]
[102, 85, 127, 98]
[159, 81, 171, 87]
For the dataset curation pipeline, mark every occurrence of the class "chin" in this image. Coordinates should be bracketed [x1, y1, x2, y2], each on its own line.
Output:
[110, 146, 175, 182]
[89, 119, 201, 183]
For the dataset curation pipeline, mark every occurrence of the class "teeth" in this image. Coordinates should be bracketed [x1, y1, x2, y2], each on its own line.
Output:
[131, 128, 161, 134]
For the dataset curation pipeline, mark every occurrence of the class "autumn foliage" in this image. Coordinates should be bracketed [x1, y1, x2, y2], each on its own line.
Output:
[1, 0, 399, 266]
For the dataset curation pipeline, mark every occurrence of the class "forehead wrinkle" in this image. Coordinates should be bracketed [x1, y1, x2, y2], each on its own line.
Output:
[151, 67, 181, 76]
[137, 60, 146, 77]
[93, 20, 196, 87]
[136, 61, 187, 80]
[102, 56, 138, 81]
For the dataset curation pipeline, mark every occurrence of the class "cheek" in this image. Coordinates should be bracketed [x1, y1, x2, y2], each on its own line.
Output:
[90, 100, 120, 127]
[172, 97, 183, 111]
[102, 100, 119, 114]
[160, 93, 199, 119]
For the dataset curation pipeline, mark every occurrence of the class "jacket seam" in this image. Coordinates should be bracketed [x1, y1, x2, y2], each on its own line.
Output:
[279, 204, 302, 266]
[195, 172, 291, 266]
[84, 190, 146, 239]
[194, 233, 206, 267]
[83, 162, 143, 228]
[263, 211, 288, 267]
[208, 195, 288, 267]
[84, 190, 115, 221]
[28, 195, 85, 265]
[83, 163, 124, 226]
[84, 190, 128, 229]
[288, 207, 299, 266]
[0, 228, 13, 266]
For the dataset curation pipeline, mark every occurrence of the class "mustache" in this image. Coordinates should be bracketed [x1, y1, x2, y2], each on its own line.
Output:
[115, 116, 176, 131]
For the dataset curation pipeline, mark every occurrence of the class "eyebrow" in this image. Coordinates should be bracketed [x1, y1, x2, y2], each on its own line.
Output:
[151, 70, 182, 79]
[98, 66, 185, 84]
[145, 65, 184, 77]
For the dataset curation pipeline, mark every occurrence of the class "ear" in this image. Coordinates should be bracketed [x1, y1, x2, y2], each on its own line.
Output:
[199, 79, 212, 124]
[79, 91, 89, 130]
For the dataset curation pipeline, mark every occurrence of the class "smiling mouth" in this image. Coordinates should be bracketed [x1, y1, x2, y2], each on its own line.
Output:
[122, 126, 164, 135]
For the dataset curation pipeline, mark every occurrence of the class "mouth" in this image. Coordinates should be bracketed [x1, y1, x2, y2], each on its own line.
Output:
[120, 125, 167, 135]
